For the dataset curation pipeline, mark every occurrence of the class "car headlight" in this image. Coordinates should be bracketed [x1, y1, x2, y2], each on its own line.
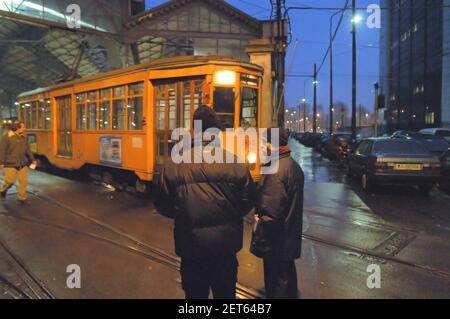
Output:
[247, 152, 257, 164]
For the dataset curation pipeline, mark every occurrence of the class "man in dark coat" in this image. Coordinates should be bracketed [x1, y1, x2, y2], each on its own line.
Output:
[154, 105, 256, 299]
[250, 127, 304, 299]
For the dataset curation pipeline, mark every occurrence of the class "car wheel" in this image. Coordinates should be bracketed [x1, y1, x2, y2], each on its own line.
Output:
[361, 172, 373, 192]
[418, 185, 433, 195]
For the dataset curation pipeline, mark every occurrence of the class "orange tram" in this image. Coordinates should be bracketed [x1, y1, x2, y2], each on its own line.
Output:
[17, 56, 264, 191]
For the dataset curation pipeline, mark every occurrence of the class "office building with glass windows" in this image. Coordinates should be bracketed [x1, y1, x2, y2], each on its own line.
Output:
[380, 0, 450, 132]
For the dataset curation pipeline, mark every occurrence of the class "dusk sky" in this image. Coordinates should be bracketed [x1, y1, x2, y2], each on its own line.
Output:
[144, 0, 381, 114]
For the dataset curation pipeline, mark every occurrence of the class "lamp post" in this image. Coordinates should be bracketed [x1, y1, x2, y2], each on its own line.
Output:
[313, 64, 318, 133]
[351, 0, 361, 141]
[329, 10, 342, 134]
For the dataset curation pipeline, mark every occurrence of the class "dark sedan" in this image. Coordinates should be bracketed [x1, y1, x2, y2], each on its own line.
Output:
[347, 138, 442, 194]
[392, 131, 449, 156]
[440, 150, 450, 193]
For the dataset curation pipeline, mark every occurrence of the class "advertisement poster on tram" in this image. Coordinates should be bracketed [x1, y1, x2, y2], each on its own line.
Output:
[100, 137, 122, 166]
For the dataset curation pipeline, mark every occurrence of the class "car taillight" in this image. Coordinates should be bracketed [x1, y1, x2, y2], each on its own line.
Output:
[423, 163, 442, 169]
[375, 161, 388, 169]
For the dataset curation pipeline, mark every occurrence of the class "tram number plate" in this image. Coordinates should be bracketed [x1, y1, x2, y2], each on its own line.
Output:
[393, 164, 423, 171]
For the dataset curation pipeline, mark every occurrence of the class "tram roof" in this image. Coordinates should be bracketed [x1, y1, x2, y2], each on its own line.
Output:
[18, 55, 263, 99]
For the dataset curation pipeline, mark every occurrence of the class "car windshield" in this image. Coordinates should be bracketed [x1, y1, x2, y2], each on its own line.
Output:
[436, 130, 450, 141]
[335, 135, 352, 142]
[373, 141, 428, 155]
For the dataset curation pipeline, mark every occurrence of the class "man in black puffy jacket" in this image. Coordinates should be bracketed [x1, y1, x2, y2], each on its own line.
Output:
[154, 105, 256, 299]
[250, 128, 304, 299]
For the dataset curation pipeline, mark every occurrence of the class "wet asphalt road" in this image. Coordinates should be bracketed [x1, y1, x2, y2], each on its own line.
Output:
[0, 139, 449, 299]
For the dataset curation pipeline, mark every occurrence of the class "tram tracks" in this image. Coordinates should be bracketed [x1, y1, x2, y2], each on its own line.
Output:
[0, 237, 54, 299]
[2, 185, 449, 300]
[243, 216, 450, 280]
[1, 189, 264, 299]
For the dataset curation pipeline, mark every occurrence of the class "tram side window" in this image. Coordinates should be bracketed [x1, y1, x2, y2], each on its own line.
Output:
[88, 102, 97, 130]
[214, 87, 235, 129]
[76, 104, 86, 130]
[19, 104, 26, 125]
[113, 100, 126, 130]
[25, 103, 32, 129]
[156, 85, 166, 130]
[112, 86, 126, 130]
[168, 84, 177, 130]
[240, 87, 258, 128]
[99, 89, 111, 130]
[128, 97, 143, 130]
[37, 101, 44, 129]
[42, 99, 51, 129]
[183, 82, 191, 129]
[31, 102, 38, 129]
[127, 82, 144, 130]
[87, 91, 98, 130]
[76, 93, 86, 130]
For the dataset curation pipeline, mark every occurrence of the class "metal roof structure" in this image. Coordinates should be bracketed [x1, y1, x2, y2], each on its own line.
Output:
[0, 0, 264, 117]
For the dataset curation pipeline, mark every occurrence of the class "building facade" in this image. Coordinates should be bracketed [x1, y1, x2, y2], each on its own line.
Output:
[380, 0, 450, 132]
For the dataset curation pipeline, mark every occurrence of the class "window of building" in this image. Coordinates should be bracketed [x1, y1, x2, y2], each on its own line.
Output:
[425, 112, 435, 125]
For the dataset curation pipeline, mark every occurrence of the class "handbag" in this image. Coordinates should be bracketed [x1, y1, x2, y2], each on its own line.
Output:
[250, 215, 283, 259]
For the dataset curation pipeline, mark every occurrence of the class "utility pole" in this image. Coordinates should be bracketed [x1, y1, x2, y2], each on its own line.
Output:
[275, 0, 286, 127]
[329, 11, 340, 134]
[303, 99, 307, 132]
[374, 82, 379, 137]
[359, 104, 362, 128]
[329, 21, 334, 134]
[351, 0, 357, 140]
[313, 63, 317, 133]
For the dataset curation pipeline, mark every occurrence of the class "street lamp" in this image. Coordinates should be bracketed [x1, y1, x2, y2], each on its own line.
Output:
[329, 10, 342, 134]
[351, 15, 362, 24]
[351, 0, 359, 141]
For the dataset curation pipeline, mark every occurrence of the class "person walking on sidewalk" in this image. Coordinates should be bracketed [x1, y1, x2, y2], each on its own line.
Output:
[250, 128, 304, 299]
[0, 121, 37, 204]
[154, 105, 256, 299]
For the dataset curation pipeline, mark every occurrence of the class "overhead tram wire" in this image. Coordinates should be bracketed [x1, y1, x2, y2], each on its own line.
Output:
[316, 0, 350, 75]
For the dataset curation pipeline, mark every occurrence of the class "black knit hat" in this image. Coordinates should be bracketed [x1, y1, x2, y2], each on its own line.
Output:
[266, 127, 289, 146]
[193, 105, 223, 132]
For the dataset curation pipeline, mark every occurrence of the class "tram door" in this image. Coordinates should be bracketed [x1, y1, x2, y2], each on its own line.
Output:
[155, 78, 205, 164]
[56, 96, 72, 157]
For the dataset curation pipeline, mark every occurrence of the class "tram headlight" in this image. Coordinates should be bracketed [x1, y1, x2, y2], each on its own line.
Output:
[247, 152, 257, 165]
[213, 70, 236, 86]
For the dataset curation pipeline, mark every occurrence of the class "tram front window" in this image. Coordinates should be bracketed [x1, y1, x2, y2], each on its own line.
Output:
[213, 87, 235, 129]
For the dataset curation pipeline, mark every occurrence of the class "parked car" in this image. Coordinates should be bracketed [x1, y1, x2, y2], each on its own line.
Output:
[314, 133, 330, 153]
[322, 133, 354, 159]
[419, 128, 450, 143]
[440, 150, 450, 192]
[292, 132, 304, 142]
[347, 138, 442, 194]
[392, 131, 449, 156]
[301, 132, 323, 148]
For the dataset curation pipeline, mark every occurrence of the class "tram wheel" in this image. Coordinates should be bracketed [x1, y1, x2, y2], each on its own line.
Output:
[102, 171, 114, 185]
[135, 179, 147, 193]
